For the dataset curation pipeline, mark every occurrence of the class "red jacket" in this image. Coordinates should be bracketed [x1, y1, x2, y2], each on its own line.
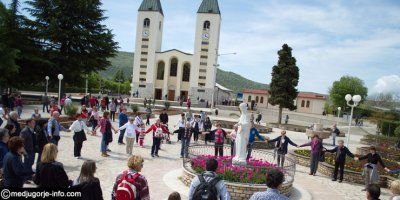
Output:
[145, 124, 170, 137]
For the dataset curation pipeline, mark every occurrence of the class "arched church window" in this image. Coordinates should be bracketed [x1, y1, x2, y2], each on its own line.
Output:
[203, 21, 210, 30]
[301, 100, 305, 107]
[170, 58, 178, 77]
[306, 100, 310, 108]
[256, 96, 259, 103]
[157, 61, 165, 80]
[182, 63, 190, 82]
[260, 97, 264, 104]
[144, 18, 150, 28]
[248, 96, 251, 102]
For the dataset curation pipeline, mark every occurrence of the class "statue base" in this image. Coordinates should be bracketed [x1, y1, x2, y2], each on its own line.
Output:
[232, 158, 247, 166]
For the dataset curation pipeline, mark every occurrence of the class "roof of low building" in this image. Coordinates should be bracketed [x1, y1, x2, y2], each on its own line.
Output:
[156, 49, 193, 56]
[297, 92, 327, 100]
[197, 0, 220, 14]
[243, 89, 269, 95]
[138, 0, 163, 15]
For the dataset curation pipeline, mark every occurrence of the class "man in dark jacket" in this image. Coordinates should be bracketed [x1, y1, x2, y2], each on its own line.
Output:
[159, 109, 169, 125]
[267, 130, 298, 167]
[20, 119, 37, 178]
[324, 139, 354, 182]
[7, 111, 21, 137]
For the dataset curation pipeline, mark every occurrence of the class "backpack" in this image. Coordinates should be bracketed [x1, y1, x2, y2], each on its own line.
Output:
[115, 171, 140, 200]
[192, 174, 220, 200]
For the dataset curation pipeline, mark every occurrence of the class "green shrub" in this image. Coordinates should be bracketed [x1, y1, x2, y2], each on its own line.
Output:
[64, 105, 78, 117]
[395, 126, 400, 137]
[378, 120, 400, 136]
[131, 104, 139, 113]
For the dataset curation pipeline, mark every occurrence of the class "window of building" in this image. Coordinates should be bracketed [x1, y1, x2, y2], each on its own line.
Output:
[141, 51, 148, 55]
[201, 41, 209, 45]
[200, 62, 207, 66]
[260, 97, 264, 104]
[142, 38, 149, 42]
[159, 21, 161, 30]
[139, 78, 146, 82]
[198, 89, 205, 92]
[140, 65, 147, 68]
[248, 95, 251, 102]
[182, 63, 190, 82]
[157, 61, 165, 80]
[144, 18, 150, 28]
[199, 69, 207, 73]
[201, 48, 208, 52]
[200, 55, 208, 59]
[170, 58, 178, 77]
[139, 85, 146, 88]
[140, 72, 146, 75]
[141, 45, 148, 48]
[301, 100, 305, 107]
[306, 100, 310, 108]
[256, 96, 259, 103]
[198, 83, 205, 87]
[140, 58, 147, 61]
[203, 21, 210, 30]
[199, 76, 206, 79]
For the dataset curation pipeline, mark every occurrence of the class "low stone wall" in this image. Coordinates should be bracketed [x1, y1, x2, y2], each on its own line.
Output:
[181, 167, 292, 199]
[288, 151, 392, 187]
[212, 120, 272, 133]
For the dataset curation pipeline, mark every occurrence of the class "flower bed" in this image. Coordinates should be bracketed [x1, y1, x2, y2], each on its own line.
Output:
[190, 155, 279, 184]
[360, 134, 397, 147]
[294, 149, 400, 178]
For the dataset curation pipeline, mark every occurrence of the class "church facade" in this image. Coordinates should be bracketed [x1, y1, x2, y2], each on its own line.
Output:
[131, 0, 222, 103]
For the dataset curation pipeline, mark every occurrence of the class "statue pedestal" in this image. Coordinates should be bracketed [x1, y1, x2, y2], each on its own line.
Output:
[232, 159, 247, 166]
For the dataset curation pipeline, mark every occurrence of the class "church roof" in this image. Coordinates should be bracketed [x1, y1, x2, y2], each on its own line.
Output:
[156, 49, 193, 56]
[197, 0, 220, 14]
[138, 0, 163, 15]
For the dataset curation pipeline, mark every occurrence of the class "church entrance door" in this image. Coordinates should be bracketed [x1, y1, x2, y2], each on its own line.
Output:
[155, 89, 162, 100]
[168, 90, 175, 101]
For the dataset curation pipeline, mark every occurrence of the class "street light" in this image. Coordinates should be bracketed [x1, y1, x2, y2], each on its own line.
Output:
[345, 94, 362, 147]
[337, 107, 341, 124]
[57, 74, 63, 107]
[116, 79, 122, 97]
[85, 74, 88, 95]
[45, 76, 49, 96]
[211, 50, 236, 109]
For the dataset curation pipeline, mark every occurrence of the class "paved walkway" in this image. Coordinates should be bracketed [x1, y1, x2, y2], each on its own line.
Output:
[1, 105, 392, 200]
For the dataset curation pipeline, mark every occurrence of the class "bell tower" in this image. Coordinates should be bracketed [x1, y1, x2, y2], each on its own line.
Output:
[132, 0, 164, 98]
[192, 0, 221, 102]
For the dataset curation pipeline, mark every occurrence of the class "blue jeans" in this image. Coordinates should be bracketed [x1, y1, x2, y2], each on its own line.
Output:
[51, 135, 60, 145]
[118, 129, 126, 144]
[101, 134, 107, 153]
[246, 142, 254, 159]
[181, 137, 190, 157]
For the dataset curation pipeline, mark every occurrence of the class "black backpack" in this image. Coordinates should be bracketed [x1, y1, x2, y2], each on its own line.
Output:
[192, 174, 220, 200]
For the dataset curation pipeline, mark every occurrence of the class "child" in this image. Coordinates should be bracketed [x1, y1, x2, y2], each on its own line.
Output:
[210, 123, 227, 157]
[118, 117, 139, 155]
[138, 123, 146, 148]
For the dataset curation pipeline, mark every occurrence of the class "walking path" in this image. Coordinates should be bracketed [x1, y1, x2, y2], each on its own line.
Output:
[2, 105, 392, 199]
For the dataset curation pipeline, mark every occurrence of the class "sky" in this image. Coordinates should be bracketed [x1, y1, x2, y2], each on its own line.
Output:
[4, 0, 400, 95]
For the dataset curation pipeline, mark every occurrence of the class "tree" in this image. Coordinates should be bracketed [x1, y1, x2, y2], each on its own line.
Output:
[26, 0, 118, 92]
[268, 44, 299, 124]
[328, 76, 368, 111]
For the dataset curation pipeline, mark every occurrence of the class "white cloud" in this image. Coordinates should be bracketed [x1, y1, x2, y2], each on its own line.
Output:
[372, 75, 400, 95]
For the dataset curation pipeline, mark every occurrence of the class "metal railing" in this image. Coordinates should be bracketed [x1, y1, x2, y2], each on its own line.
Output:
[183, 144, 296, 185]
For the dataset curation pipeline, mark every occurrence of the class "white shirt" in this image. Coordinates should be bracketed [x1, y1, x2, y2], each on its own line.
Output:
[64, 98, 72, 106]
[134, 116, 143, 126]
[69, 120, 90, 132]
[177, 118, 186, 128]
[119, 122, 139, 138]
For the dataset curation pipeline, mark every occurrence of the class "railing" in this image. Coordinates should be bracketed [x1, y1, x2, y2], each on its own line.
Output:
[183, 144, 296, 185]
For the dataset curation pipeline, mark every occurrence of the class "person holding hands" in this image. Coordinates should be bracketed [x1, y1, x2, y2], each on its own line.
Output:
[267, 130, 298, 167]
[323, 139, 354, 182]
[355, 146, 390, 190]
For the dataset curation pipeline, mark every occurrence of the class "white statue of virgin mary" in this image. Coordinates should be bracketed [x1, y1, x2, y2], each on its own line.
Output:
[232, 103, 251, 165]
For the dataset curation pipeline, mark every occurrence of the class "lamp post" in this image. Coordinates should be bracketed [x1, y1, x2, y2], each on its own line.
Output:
[337, 107, 341, 124]
[45, 76, 49, 96]
[345, 94, 362, 147]
[85, 74, 88, 95]
[211, 50, 236, 109]
[116, 79, 122, 97]
[57, 74, 64, 107]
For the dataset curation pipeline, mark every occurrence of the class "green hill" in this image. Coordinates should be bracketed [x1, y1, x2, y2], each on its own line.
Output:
[101, 51, 268, 94]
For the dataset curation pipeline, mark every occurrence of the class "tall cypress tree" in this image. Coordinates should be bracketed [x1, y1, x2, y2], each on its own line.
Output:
[268, 44, 299, 124]
[26, 0, 118, 91]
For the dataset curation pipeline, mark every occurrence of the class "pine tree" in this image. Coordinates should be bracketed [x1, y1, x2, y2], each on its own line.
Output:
[26, 0, 118, 91]
[268, 44, 299, 124]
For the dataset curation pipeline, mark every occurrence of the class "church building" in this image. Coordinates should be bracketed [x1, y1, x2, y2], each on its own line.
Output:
[131, 0, 223, 104]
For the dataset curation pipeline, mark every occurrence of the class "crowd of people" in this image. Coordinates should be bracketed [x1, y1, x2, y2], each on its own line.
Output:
[1, 94, 400, 200]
